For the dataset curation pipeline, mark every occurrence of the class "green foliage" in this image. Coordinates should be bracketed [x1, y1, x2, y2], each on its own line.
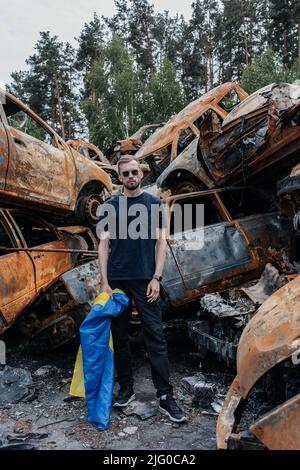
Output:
[241, 49, 300, 93]
[286, 58, 300, 82]
[82, 37, 184, 150]
[241, 49, 285, 93]
[144, 59, 185, 123]
[8, 0, 300, 152]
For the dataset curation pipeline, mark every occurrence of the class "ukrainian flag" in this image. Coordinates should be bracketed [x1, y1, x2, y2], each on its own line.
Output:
[70, 289, 129, 430]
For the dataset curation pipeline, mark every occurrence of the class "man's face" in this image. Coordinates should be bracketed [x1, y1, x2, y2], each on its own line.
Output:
[118, 161, 143, 190]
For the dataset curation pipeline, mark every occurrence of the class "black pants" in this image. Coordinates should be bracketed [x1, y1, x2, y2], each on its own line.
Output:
[109, 279, 173, 398]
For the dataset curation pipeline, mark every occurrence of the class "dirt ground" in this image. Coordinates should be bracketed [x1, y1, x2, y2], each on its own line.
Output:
[0, 326, 225, 451]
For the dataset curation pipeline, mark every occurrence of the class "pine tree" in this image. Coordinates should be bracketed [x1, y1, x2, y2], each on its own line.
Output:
[104, 0, 131, 49]
[127, 0, 156, 79]
[268, 0, 298, 68]
[10, 32, 82, 140]
[76, 13, 106, 73]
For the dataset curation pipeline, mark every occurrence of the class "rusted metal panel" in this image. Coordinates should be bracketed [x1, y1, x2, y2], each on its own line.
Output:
[222, 82, 300, 126]
[201, 82, 300, 186]
[0, 251, 36, 326]
[159, 82, 300, 195]
[0, 208, 94, 334]
[0, 120, 8, 189]
[250, 394, 300, 450]
[216, 275, 300, 449]
[6, 126, 75, 205]
[29, 260, 102, 349]
[67, 139, 110, 165]
[156, 137, 215, 190]
[130, 124, 163, 142]
[236, 275, 300, 398]
[61, 259, 101, 305]
[216, 379, 242, 449]
[162, 189, 291, 308]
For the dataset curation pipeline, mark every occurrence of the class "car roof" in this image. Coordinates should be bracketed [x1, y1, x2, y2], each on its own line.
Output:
[135, 83, 247, 161]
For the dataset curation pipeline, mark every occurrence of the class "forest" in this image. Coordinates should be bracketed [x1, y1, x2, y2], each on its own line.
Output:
[8, 0, 300, 152]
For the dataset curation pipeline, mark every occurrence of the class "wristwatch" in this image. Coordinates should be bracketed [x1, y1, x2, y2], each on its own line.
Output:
[153, 274, 163, 282]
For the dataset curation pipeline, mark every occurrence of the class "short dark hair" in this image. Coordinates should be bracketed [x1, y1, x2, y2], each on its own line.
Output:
[117, 155, 140, 174]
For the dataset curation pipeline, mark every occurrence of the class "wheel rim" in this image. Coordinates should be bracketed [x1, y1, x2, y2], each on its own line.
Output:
[84, 195, 103, 225]
[174, 181, 201, 195]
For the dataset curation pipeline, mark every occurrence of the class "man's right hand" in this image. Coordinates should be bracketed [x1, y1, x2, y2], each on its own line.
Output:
[101, 283, 113, 294]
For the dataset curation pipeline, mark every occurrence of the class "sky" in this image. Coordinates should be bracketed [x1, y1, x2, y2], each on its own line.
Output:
[0, 0, 193, 86]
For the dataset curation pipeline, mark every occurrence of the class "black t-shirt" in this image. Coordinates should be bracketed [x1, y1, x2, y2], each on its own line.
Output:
[97, 192, 167, 280]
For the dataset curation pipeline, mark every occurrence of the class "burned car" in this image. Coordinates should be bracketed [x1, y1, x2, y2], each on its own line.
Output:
[158, 82, 300, 195]
[67, 138, 120, 186]
[216, 275, 300, 450]
[12, 186, 292, 350]
[67, 138, 110, 164]
[135, 83, 248, 187]
[0, 90, 112, 225]
[108, 124, 164, 165]
[0, 208, 98, 347]
[161, 186, 291, 312]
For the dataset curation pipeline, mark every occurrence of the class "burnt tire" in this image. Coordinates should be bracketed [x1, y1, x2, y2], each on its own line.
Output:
[76, 193, 103, 227]
[173, 180, 205, 195]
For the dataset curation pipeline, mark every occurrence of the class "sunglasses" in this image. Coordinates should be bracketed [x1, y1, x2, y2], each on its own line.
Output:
[121, 169, 139, 177]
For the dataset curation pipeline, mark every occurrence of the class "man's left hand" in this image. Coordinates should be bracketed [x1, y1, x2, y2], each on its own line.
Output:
[146, 279, 160, 303]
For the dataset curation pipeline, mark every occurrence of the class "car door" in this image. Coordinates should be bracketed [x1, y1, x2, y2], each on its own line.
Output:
[0, 105, 9, 189]
[7, 212, 85, 292]
[164, 192, 254, 306]
[3, 94, 75, 207]
[0, 210, 36, 331]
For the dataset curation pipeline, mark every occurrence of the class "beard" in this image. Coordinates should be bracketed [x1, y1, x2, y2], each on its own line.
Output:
[123, 180, 141, 190]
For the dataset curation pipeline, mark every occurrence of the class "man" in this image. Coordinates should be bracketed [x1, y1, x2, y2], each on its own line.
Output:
[97, 155, 186, 423]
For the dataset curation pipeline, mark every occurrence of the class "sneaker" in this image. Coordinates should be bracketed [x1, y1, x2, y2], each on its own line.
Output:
[159, 396, 187, 423]
[114, 387, 135, 408]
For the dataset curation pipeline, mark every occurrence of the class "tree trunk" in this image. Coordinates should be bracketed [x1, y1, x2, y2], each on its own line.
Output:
[298, 19, 300, 59]
[54, 72, 65, 141]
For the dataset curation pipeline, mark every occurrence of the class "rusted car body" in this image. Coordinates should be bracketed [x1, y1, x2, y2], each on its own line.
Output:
[0, 90, 112, 225]
[158, 82, 300, 195]
[134, 83, 248, 187]
[29, 185, 292, 349]
[19, 259, 101, 350]
[0, 208, 97, 339]
[67, 139, 152, 189]
[67, 138, 121, 186]
[216, 275, 300, 450]
[108, 124, 164, 164]
[161, 186, 291, 311]
[67, 139, 110, 164]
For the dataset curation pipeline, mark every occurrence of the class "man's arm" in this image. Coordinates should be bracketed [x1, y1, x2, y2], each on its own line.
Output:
[146, 227, 167, 303]
[98, 231, 112, 294]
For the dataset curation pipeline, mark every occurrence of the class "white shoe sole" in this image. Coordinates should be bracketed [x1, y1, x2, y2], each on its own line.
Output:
[113, 393, 136, 408]
[159, 405, 187, 423]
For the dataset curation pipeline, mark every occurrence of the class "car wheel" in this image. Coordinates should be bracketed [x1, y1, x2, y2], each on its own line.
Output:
[76, 194, 103, 226]
[174, 180, 204, 195]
